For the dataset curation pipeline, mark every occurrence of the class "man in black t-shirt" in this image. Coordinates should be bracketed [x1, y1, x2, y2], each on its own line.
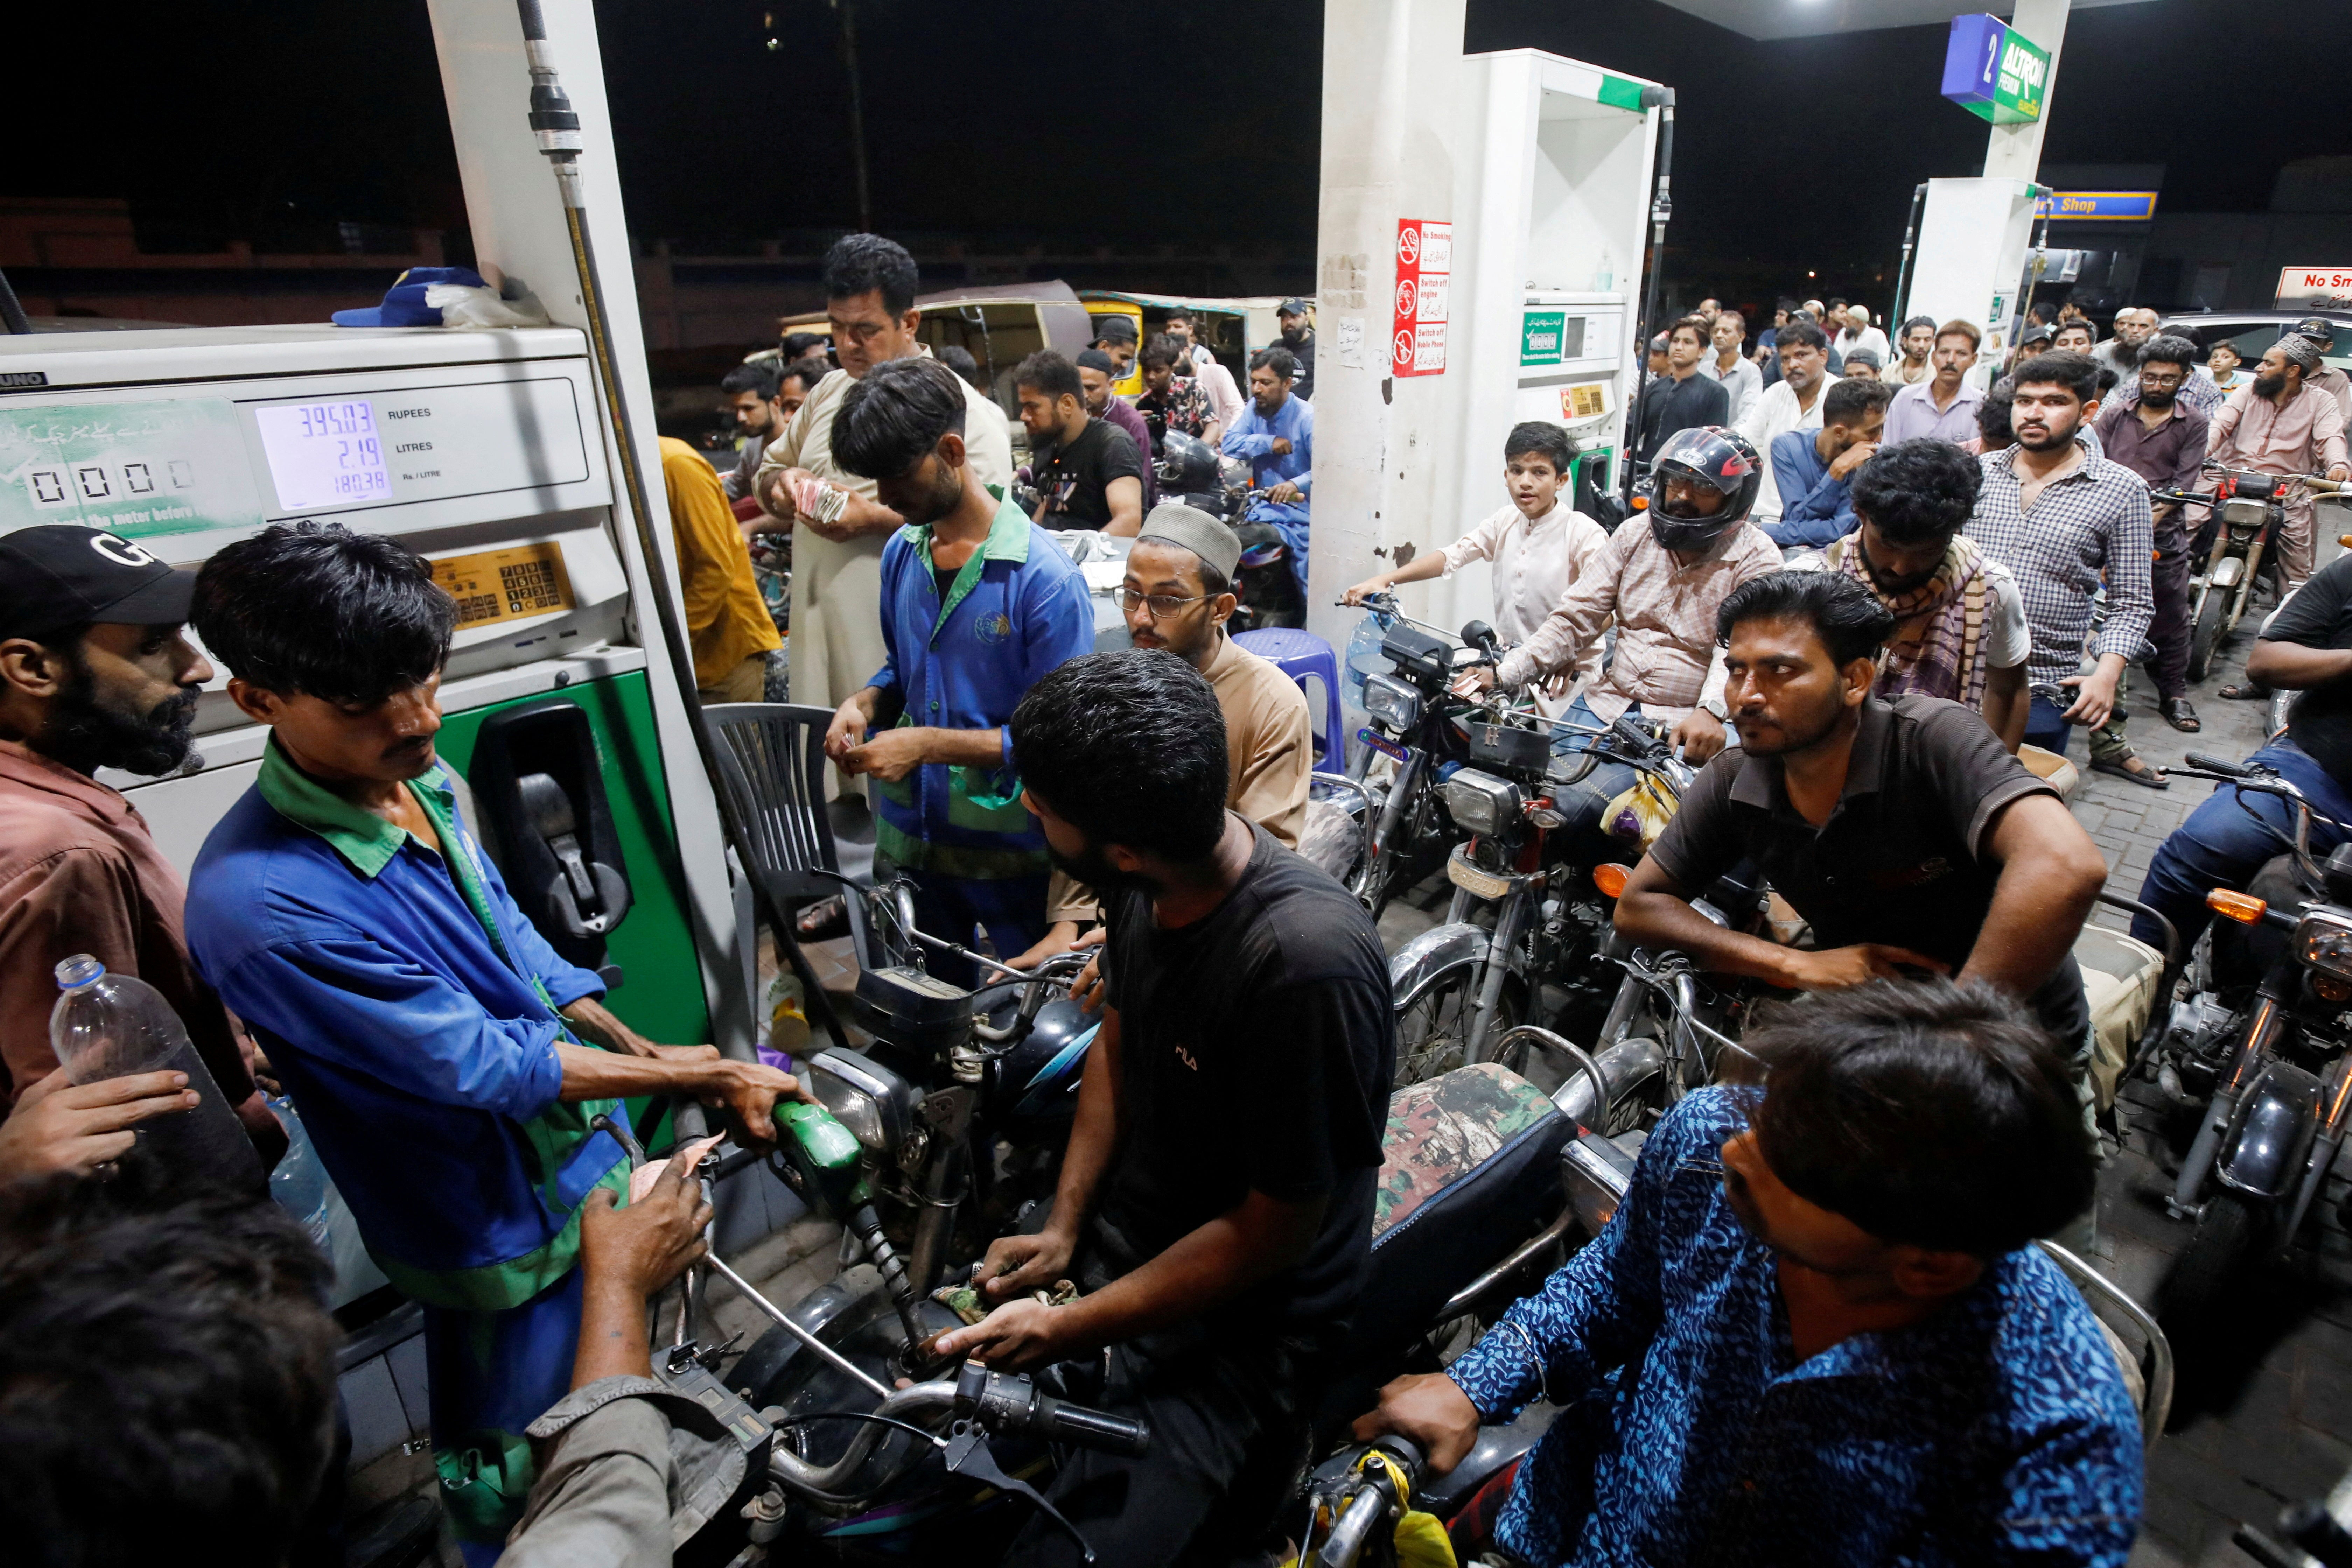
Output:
[1616, 572, 2108, 1057]
[933, 648, 1393, 1568]
[1014, 349, 1146, 535]
[1636, 314, 1733, 465]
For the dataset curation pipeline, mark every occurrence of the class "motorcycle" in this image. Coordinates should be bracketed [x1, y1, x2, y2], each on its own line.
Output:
[1386, 703, 1700, 1089]
[1342, 592, 1500, 917]
[2149, 752, 2352, 1327]
[602, 1101, 1154, 1568]
[718, 1042, 1621, 1562]
[2153, 465, 2343, 684]
[1155, 431, 1302, 633]
[748, 879, 1099, 1345]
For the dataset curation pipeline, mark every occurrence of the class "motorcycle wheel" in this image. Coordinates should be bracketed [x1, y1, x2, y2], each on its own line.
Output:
[2188, 588, 2229, 684]
[1392, 968, 1526, 1088]
[2162, 1191, 2261, 1330]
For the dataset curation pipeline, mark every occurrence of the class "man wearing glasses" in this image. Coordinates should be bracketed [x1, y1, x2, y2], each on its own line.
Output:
[1017, 505, 1314, 970]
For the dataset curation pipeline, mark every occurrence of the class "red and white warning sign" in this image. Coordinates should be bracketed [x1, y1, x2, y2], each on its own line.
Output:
[1392, 218, 1451, 377]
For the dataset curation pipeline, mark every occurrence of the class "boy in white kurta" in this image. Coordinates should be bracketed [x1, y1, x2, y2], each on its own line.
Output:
[1344, 421, 1608, 715]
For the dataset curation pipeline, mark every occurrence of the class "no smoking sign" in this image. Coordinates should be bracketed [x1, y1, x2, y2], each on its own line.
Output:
[1392, 219, 1450, 377]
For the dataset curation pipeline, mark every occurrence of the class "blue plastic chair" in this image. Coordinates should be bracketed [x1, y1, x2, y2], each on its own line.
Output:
[1236, 627, 1344, 771]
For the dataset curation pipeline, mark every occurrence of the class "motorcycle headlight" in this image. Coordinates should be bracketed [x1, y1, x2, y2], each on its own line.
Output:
[1362, 672, 1423, 731]
[2296, 910, 2352, 983]
[2222, 498, 2268, 530]
[805, 1048, 920, 1161]
[1441, 768, 1521, 837]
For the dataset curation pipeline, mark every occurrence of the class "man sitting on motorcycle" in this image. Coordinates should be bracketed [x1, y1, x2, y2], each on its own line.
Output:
[1222, 347, 1314, 592]
[933, 649, 1394, 1567]
[1015, 504, 1315, 969]
[1457, 424, 1782, 840]
[1785, 437, 2032, 750]
[1355, 979, 2143, 1568]
[1614, 572, 2108, 1084]
[2133, 550, 2352, 956]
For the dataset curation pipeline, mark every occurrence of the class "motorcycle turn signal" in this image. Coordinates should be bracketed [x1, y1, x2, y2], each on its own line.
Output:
[2207, 889, 2267, 925]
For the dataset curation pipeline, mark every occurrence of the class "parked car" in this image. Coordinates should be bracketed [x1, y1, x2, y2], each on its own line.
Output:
[781, 281, 1098, 465]
[2155, 309, 2352, 377]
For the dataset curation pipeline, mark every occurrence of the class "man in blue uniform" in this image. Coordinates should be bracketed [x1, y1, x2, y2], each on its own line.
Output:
[823, 356, 1096, 973]
[185, 522, 799, 1562]
[1222, 347, 1315, 591]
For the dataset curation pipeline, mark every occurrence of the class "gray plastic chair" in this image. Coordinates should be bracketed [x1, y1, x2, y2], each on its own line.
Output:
[703, 702, 877, 1045]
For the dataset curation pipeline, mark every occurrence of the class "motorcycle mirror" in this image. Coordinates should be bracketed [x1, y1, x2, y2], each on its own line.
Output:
[1461, 620, 1501, 659]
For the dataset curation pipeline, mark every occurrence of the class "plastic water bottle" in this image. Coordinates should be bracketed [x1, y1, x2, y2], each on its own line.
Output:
[49, 955, 262, 1189]
[267, 1096, 334, 1253]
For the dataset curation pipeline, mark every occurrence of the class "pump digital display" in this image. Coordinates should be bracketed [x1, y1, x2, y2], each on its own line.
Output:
[254, 400, 392, 509]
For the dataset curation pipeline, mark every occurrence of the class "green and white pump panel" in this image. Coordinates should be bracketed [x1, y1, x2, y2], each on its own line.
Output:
[1456, 51, 1658, 529]
[0, 325, 749, 1299]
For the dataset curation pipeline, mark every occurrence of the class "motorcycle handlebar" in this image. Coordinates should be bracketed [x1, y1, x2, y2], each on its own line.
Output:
[2184, 752, 2258, 778]
[1033, 1393, 1152, 1456]
[953, 1362, 1151, 1456]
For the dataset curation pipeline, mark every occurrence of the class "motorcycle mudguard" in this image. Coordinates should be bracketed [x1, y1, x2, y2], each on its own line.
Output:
[2210, 554, 2247, 590]
[2214, 1059, 2325, 1202]
[1550, 1036, 1666, 1130]
[1390, 922, 1522, 1011]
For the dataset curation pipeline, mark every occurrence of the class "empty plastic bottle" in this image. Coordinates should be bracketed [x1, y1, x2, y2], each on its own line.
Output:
[267, 1095, 334, 1252]
[50, 955, 262, 1189]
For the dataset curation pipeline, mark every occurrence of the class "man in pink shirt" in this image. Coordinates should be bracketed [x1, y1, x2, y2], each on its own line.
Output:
[2205, 335, 2351, 593]
[0, 526, 281, 1175]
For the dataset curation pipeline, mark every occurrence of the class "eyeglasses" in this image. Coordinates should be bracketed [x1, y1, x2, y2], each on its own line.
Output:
[1116, 587, 1209, 619]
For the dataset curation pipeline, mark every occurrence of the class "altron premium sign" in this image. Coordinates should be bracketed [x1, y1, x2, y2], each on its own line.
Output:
[1941, 14, 2050, 125]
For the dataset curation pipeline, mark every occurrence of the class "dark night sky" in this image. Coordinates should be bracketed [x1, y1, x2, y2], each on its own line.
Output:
[10, 0, 2348, 303]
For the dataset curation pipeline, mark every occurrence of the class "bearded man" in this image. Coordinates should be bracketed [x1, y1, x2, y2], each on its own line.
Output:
[1789, 438, 2029, 750]
[0, 525, 281, 1166]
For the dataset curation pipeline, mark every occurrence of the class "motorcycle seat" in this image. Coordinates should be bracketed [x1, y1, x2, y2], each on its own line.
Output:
[1313, 1065, 1570, 1446]
[1352, 1065, 1573, 1361]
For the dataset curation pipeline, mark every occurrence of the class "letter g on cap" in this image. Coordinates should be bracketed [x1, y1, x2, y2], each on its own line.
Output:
[89, 534, 158, 569]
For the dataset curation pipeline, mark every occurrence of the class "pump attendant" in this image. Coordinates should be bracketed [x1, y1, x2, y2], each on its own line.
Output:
[185, 522, 800, 1562]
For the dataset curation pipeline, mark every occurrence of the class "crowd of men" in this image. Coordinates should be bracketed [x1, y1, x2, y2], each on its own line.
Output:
[0, 241, 2347, 1568]
[1632, 295, 2347, 787]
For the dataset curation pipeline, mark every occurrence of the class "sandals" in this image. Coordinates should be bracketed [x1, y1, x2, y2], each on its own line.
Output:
[2160, 698, 2202, 732]
[794, 895, 849, 942]
[2091, 756, 2170, 790]
[2216, 681, 2272, 701]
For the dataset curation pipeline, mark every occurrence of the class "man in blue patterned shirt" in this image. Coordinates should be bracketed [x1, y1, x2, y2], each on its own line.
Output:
[1353, 980, 2143, 1567]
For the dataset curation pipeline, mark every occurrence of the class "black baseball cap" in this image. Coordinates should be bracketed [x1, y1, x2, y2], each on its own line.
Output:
[2294, 317, 2337, 346]
[1279, 297, 1312, 317]
[0, 526, 198, 640]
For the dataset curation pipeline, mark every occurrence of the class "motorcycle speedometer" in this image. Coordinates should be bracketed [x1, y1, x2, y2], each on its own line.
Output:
[2294, 909, 2352, 983]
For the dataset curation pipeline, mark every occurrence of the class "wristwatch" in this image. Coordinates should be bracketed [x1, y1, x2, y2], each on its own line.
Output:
[1697, 695, 1729, 722]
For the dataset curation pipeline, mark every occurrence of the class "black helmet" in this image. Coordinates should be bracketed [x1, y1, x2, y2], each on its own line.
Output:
[1645, 425, 1761, 551]
[1157, 430, 1221, 492]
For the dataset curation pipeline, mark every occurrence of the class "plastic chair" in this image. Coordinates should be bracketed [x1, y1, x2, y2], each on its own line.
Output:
[702, 703, 878, 1041]
[1236, 626, 1344, 771]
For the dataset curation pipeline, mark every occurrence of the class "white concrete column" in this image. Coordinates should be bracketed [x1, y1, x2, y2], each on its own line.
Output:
[1306, 0, 1471, 653]
[1982, 0, 2072, 183]
[425, 0, 753, 1056]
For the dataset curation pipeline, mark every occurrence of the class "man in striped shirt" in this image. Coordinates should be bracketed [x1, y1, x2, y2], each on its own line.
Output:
[1965, 352, 2156, 780]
